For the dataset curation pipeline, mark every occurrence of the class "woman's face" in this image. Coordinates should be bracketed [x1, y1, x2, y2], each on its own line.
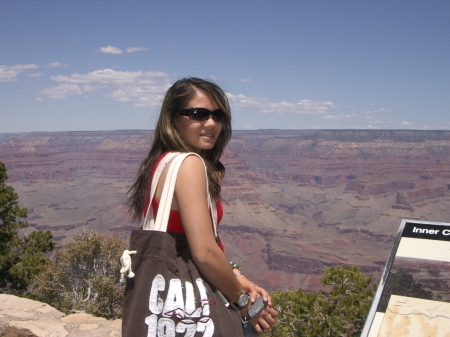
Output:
[176, 90, 223, 153]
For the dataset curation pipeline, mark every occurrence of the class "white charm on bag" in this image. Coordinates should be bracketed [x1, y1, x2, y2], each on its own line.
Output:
[119, 249, 137, 283]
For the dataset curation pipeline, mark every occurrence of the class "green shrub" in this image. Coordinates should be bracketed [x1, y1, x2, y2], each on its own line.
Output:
[32, 230, 126, 319]
[270, 266, 375, 337]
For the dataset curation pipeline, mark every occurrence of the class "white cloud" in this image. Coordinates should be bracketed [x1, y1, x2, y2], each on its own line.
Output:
[39, 84, 85, 99]
[240, 78, 253, 83]
[99, 46, 123, 54]
[241, 125, 255, 129]
[46, 62, 68, 68]
[324, 115, 339, 120]
[29, 72, 45, 77]
[399, 121, 413, 126]
[50, 68, 168, 85]
[106, 83, 171, 107]
[323, 113, 357, 120]
[39, 68, 339, 116]
[297, 100, 335, 113]
[360, 107, 392, 114]
[126, 47, 149, 53]
[227, 93, 336, 115]
[40, 68, 171, 103]
[0, 64, 39, 82]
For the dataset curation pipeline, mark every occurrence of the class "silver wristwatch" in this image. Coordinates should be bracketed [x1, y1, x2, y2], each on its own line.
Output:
[234, 292, 250, 310]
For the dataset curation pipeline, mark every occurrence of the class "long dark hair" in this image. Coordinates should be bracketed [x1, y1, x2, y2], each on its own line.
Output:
[127, 77, 232, 222]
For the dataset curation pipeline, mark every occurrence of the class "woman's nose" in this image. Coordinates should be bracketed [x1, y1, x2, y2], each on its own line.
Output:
[204, 115, 218, 126]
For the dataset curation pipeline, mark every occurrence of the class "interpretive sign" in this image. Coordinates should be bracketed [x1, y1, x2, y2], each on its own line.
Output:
[361, 219, 450, 337]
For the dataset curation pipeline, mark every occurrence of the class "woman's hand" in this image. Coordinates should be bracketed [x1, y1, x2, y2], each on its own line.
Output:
[249, 306, 278, 334]
[239, 298, 278, 334]
[236, 274, 272, 306]
[236, 274, 278, 333]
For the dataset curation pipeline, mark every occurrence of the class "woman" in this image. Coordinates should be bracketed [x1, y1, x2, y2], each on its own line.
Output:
[127, 77, 277, 334]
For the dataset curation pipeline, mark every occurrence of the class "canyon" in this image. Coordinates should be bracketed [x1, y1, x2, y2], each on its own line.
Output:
[2, 129, 450, 293]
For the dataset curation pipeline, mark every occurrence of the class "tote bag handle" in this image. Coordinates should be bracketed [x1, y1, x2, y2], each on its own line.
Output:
[142, 152, 218, 237]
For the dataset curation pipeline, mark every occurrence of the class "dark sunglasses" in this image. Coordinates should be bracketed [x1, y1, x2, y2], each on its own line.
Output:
[179, 107, 225, 122]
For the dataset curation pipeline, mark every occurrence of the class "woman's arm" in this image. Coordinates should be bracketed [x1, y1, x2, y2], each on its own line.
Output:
[175, 155, 245, 304]
[175, 155, 277, 332]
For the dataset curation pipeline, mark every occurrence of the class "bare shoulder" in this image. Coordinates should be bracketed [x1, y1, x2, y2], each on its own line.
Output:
[178, 154, 206, 176]
[176, 154, 208, 197]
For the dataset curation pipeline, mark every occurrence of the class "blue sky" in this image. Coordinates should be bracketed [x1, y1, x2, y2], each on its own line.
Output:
[1, 0, 449, 132]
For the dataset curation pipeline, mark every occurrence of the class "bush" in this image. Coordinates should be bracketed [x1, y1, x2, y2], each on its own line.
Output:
[31, 230, 126, 319]
[270, 266, 375, 337]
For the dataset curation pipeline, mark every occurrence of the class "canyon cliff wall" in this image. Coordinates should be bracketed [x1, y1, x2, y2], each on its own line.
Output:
[2, 130, 450, 292]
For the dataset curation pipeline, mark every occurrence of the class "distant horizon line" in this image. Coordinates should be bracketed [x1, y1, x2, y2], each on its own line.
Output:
[2, 128, 450, 135]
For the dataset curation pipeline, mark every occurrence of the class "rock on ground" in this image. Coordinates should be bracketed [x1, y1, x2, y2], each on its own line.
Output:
[0, 294, 121, 337]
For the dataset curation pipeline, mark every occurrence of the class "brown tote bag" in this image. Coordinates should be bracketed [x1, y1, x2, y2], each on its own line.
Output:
[122, 152, 242, 337]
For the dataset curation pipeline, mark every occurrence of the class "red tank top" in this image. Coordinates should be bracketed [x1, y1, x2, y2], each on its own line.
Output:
[143, 153, 224, 234]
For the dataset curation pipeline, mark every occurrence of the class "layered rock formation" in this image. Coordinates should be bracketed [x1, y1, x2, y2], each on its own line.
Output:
[2, 130, 450, 292]
[0, 294, 121, 337]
